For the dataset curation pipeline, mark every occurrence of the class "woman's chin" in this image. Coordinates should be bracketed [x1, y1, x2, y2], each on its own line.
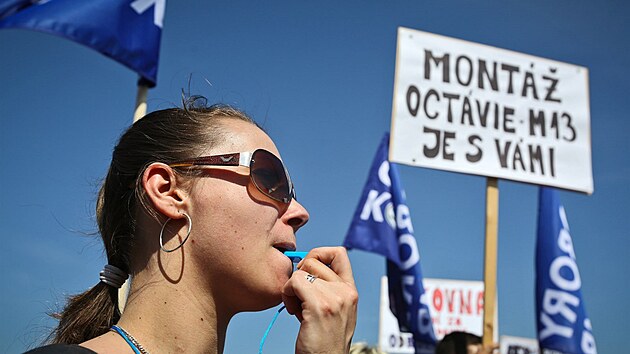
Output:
[240, 292, 283, 312]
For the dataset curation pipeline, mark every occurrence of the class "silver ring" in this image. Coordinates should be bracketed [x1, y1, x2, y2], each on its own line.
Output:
[305, 274, 317, 283]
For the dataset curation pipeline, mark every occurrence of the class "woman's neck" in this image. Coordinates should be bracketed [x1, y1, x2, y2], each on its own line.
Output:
[115, 271, 232, 354]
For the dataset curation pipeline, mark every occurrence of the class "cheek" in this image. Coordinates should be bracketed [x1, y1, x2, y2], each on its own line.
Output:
[190, 193, 278, 260]
[188, 181, 287, 284]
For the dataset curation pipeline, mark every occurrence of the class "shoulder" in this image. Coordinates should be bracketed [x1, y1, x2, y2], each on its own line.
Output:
[24, 344, 97, 354]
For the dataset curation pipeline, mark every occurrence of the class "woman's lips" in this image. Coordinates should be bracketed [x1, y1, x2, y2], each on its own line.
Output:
[272, 241, 296, 253]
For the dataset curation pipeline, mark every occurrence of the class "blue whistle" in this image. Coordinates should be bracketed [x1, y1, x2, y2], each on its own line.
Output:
[283, 251, 308, 263]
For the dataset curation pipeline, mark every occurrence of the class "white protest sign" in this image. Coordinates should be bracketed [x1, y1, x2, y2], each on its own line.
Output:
[379, 277, 497, 353]
[390, 27, 593, 194]
[500, 335, 539, 354]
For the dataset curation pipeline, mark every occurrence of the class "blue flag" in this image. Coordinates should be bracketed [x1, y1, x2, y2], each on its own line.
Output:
[344, 133, 436, 352]
[536, 187, 597, 354]
[0, 0, 164, 86]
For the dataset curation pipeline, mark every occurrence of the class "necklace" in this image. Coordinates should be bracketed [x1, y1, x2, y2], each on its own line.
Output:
[111, 325, 150, 354]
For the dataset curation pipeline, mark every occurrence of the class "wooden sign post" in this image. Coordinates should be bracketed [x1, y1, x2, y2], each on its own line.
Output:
[483, 177, 499, 346]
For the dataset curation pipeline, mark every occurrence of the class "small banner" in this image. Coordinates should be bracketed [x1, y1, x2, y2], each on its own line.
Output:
[536, 187, 597, 354]
[344, 133, 436, 352]
[0, 0, 164, 86]
[379, 277, 493, 354]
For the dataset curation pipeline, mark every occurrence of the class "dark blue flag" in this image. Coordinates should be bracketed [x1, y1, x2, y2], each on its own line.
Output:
[536, 187, 597, 354]
[0, 0, 164, 86]
[344, 133, 436, 352]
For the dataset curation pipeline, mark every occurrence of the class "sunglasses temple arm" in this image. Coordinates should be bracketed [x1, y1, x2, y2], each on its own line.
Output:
[239, 151, 253, 167]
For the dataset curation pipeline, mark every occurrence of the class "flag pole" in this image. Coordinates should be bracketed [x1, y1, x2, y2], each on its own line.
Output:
[482, 177, 499, 346]
[133, 82, 149, 122]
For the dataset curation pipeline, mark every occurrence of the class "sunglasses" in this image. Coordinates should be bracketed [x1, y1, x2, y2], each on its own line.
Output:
[169, 148, 296, 204]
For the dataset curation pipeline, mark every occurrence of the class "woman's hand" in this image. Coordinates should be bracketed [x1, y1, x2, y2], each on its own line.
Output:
[282, 246, 358, 354]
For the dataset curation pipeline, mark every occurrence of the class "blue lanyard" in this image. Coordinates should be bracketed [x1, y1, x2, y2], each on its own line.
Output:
[258, 305, 286, 354]
[111, 325, 143, 354]
[112, 305, 286, 354]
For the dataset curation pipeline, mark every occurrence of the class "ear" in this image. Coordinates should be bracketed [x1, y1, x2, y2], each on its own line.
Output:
[142, 163, 189, 219]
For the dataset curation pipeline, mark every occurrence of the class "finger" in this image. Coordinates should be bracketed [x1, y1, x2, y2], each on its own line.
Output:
[298, 247, 354, 284]
[298, 257, 339, 282]
[282, 270, 322, 319]
[281, 291, 303, 322]
[284, 269, 326, 304]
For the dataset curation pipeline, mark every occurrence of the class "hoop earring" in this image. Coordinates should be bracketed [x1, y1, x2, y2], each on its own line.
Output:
[159, 212, 193, 253]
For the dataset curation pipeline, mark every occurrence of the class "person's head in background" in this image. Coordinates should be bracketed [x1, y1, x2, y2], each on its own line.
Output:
[435, 331, 482, 354]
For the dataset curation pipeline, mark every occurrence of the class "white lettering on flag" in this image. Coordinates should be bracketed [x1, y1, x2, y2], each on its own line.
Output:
[538, 204, 592, 347]
[418, 293, 433, 335]
[549, 256, 582, 291]
[539, 312, 573, 340]
[542, 289, 579, 323]
[360, 190, 391, 222]
[581, 319, 597, 354]
[398, 234, 420, 271]
[396, 204, 414, 232]
[131, 0, 165, 28]
[378, 160, 392, 187]
[402, 275, 414, 304]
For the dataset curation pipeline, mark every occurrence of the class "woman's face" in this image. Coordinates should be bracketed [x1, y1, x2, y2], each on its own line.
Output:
[186, 118, 309, 313]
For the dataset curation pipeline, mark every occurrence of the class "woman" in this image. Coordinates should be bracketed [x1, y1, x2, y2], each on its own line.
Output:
[29, 99, 358, 353]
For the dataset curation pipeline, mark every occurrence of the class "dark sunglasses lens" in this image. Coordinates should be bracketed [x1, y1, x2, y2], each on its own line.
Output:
[251, 150, 291, 203]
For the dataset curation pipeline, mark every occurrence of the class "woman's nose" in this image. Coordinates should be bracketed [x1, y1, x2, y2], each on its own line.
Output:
[284, 198, 309, 231]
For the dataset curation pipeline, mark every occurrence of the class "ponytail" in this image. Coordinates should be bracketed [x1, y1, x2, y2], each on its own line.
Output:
[50, 184, 124, 344]
[49, 177, 129, 344]
[50, 283, 119, 344]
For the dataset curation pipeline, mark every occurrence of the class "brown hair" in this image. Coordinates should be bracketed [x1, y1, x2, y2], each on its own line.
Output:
[50, 97, 258, 344]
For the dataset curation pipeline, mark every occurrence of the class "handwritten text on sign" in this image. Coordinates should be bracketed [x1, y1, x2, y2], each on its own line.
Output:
[379, 277, 491, 353]
[390, 28, 592, 193]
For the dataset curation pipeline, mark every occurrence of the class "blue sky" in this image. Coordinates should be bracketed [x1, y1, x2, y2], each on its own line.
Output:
[1, 1, 628, 353]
